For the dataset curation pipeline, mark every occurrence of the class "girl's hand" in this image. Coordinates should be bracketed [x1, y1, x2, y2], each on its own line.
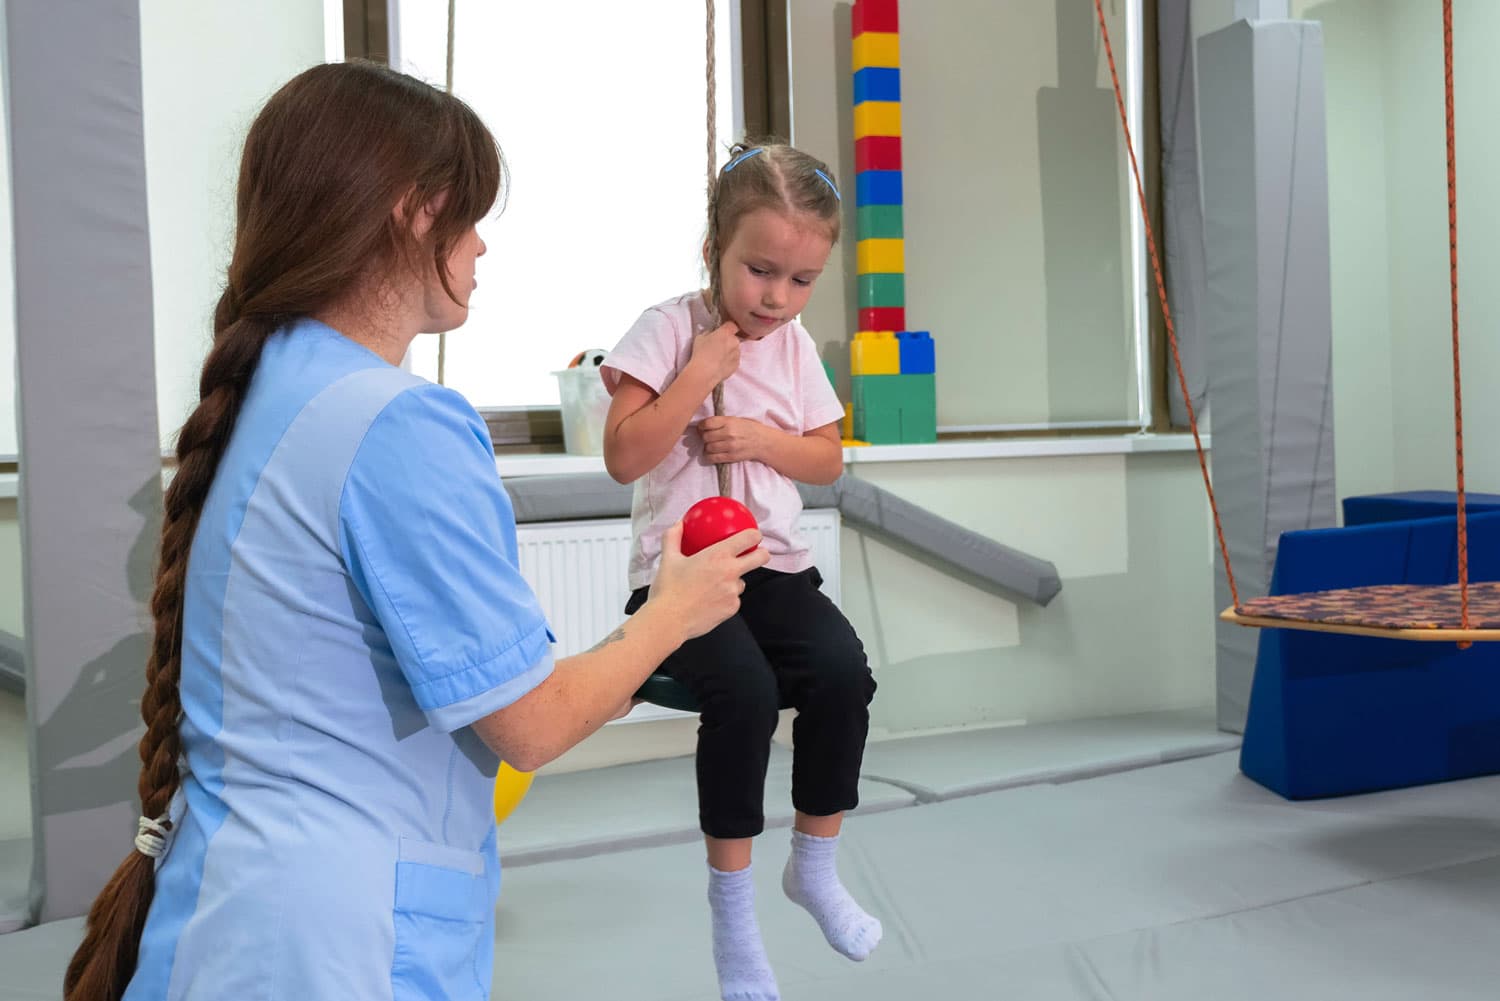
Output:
[699, 416, 769, 465]
[689, 320, 743, 386]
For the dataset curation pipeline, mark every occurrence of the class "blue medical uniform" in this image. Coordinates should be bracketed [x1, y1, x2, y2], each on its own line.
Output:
[123, 318, 555, 1000]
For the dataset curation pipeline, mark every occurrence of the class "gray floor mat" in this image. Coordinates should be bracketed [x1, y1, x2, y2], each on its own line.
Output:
[0, 837, 30, 934]
[859, 706, 1240, 801]
[11, 727, 1500, 1000]
[499, 745, 916, 867]
[483, 751, 1500, 1000]
[0, 917, 78, 1000]
[0, 691, 28, 842]
[1062, 854, 1500, 1001]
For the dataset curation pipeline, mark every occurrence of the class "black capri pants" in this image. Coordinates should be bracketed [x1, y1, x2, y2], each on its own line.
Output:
[626, 566, 877, 839]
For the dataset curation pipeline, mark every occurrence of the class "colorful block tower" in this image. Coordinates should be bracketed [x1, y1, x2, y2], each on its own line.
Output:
[849, 0, 936, 445]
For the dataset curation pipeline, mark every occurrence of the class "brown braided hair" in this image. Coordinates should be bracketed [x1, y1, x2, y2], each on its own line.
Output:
[62, 60, 502, 1001]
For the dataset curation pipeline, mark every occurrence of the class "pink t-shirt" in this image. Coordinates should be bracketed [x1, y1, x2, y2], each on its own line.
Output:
[602, 291, 845, 589]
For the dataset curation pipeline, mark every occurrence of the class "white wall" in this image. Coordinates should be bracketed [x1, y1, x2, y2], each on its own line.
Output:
[1379, 0, 1500, 493]
[139, 0, 328, 451]
[793, 0, 1144, 429]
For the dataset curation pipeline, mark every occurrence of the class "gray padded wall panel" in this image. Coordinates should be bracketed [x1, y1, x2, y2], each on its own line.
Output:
[1197, 20, 1337, 732]
[8, 0, 162, 924]
[501, 473, 1061, 607]
[1158, 0, 1210, 427]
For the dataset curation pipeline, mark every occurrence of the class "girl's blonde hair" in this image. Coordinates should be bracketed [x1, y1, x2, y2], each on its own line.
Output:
[705, 140, 842, 321]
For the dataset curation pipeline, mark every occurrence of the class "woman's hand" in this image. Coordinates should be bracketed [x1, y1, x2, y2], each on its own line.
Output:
[647, 521, 767, 640]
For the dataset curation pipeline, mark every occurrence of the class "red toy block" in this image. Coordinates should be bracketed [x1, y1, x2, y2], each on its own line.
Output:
[859, 307, 905, 331]
[852, 0, 899, 37]
[855, 136, 902, 173]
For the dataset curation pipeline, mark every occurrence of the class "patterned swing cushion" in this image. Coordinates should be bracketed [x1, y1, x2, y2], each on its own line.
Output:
[1233, 580, 1500, 632]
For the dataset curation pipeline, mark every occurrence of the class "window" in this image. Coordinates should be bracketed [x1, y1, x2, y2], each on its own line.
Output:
[788, 0, 1155, 433]
[389, 0, 741, 411]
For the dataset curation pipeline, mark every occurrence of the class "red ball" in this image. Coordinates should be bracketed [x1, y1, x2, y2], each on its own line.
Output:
[680, 497, 759, 557]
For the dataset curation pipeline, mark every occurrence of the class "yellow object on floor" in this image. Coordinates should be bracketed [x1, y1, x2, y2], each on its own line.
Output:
[494, 761, 534, 825]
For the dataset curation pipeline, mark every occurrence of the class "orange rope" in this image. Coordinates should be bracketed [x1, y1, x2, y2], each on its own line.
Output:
[1442, 0, 1471, 643]
[1092, 0, 1240, 609]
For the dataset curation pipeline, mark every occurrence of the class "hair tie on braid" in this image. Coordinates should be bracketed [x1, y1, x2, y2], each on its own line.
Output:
[134, 815, 172, 859]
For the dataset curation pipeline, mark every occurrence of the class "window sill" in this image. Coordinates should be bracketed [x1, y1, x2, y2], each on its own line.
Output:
[492, 432, 1210, 479]
[0, 434, 1211, 501]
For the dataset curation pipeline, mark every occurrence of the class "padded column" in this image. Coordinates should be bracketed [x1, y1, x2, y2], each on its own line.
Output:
[1198, 19, 1337, 731]
[8, 0, 162, 924]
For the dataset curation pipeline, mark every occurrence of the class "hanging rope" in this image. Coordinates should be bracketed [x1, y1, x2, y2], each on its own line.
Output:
[706, 0, 731, 498]
[1091, 0, 1240, 608]
[706, 0, 718, 188]
[1095, 0, 1475, 638]
[1442, 0, 1471, 643]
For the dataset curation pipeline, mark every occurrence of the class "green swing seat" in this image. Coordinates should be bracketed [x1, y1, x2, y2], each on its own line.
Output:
[634, 673, 796, 713]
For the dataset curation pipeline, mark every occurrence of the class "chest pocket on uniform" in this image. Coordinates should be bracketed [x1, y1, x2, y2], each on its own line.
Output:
[391, 836, 493, 1001]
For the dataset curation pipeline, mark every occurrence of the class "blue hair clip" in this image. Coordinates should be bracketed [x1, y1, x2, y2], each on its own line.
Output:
[814, 168, 842, 201]
[723, 148, 765, 173]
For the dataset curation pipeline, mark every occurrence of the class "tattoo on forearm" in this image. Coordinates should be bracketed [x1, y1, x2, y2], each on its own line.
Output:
[589, 626, 627, 652]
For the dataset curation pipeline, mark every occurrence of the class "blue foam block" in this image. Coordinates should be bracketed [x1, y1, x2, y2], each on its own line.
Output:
[1342, 490, 1500, 526]
[1239, 510, 1500, 799]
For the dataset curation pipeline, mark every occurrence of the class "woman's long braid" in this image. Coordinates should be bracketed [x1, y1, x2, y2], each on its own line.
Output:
[62, 289, 276, 1001]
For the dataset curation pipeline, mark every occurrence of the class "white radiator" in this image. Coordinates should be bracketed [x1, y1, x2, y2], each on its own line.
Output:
[515, 509, 842, 722]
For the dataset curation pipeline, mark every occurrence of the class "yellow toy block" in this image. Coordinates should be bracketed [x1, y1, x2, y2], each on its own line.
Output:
[843, 402, 855, 440]
[851, 331, 899, 376]
[856, 238, 904, 275]
[853, 101, 902, 140]
[852, 32, 900, 71]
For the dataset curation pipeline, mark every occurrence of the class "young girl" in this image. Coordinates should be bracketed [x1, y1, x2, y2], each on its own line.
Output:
[61, 63, 762, 1001]
[602, 142, 880, 1001]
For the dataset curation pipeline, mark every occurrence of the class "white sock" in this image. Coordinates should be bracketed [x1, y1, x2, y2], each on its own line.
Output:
[708, 863, 780, 1001]
[781, 830, 883, 962]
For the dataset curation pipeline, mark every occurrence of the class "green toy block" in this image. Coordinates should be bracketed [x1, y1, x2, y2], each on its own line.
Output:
[857, 272, 905, 309]
[852, 373, 936, 444]
[851, 375, 890, 443]
[898, 373, 937, 442]
[857, 204, 904, 240]
[823, 360, 836, 389]
[858, 393, 900, 444]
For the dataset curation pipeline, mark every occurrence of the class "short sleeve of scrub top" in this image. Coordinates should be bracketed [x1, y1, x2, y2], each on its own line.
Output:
[339, 382, 555, 733]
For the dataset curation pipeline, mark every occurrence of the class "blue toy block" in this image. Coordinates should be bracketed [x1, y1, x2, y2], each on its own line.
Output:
[855, 170, 903, 207]
[897, 330, 934, 374]
[853, 67, 901, 104]
[1239, 510, 1500, 799]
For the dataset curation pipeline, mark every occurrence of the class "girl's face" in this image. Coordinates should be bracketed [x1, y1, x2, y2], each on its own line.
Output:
[421, 222, 486, 334]
[712, 207, 833, 340]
